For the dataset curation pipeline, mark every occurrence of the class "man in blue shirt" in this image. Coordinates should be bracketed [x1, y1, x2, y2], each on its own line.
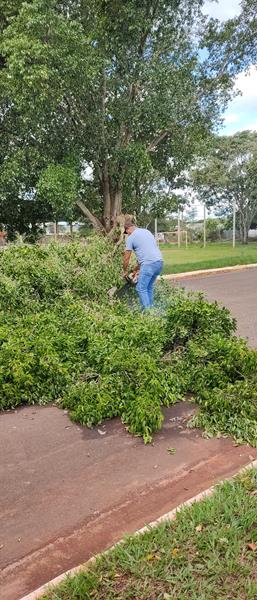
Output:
[123, 218, 163, 309]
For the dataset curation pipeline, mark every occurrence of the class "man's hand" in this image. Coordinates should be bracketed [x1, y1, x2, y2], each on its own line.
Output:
[130, 263, 139, 281]
[123, 250, 132, 275]
[132, 263, 140, 276]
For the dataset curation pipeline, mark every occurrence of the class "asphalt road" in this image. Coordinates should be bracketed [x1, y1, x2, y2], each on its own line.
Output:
[176, 268, 257, 347]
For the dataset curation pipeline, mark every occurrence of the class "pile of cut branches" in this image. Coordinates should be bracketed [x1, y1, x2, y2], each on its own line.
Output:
[1, 238, 257, 445]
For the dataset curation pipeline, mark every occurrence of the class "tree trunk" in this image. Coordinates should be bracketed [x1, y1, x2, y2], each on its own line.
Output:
[242, 223, 248, 244]
[77, 164, 124, 235]
[101, 165, 124, 232]
[111, 187, 122, 227]
[239, 214, 249, 244]
[102, 162, 112, 231]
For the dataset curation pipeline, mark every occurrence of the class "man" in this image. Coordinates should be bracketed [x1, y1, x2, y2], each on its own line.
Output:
[123, 219, 163, 309]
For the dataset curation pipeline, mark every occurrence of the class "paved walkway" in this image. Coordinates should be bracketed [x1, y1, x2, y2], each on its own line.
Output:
[1, 268, 257, 599]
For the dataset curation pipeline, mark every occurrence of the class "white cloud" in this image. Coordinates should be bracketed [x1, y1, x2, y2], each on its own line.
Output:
[231, 67, 257, 111]
[222, 66, 257, 134]
[222, 117, 257, 134]
[224, 113, 239, 124]
[202, 2, 257, 136]
[203, 0, 241, 21]
[246, 121, 257, 131]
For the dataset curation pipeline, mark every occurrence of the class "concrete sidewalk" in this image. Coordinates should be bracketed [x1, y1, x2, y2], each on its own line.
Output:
[1, 402, 256, 600]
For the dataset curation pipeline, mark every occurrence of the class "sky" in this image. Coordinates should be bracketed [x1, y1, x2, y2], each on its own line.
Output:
[203, 0, 257, 135]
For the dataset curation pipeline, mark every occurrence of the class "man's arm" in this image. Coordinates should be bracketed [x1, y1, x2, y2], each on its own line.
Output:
[123, 250, 132, 276]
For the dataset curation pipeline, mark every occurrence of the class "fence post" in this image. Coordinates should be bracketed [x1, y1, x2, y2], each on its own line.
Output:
[232, 201, 236, 248]
[203, 203, 206, 248]
[154, 218, 158, 245]
[177, 211, 181, 248]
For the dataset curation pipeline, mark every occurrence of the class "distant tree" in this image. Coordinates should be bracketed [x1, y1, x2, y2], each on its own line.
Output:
[185, 206, 198, 222]
[191, 131, 257, 244]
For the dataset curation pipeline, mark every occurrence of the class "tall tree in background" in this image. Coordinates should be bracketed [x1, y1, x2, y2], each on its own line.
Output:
[191, 131, 257, 244]
[204, 0, 257, 75]
[0, 0, 237, 234]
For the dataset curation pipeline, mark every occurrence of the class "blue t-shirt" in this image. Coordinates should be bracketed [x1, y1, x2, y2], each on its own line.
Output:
[126, 228, 163, 265]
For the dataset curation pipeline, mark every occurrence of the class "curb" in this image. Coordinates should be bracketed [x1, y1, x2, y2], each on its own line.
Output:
[161, 262, 257, 280]
[20, 458, 257, 600]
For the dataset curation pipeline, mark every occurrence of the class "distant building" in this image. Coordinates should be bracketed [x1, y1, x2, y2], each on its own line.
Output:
[44, 222, 84, 235]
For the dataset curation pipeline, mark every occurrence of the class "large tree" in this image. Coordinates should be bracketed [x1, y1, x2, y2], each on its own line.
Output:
[204, 0, 257, 75]
[0, 0, 235, 234]
[191, 131, 257, 244]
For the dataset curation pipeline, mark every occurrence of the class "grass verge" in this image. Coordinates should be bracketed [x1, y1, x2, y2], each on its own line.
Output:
[161, 242, 257, 274]
[42, 468, 257, 600]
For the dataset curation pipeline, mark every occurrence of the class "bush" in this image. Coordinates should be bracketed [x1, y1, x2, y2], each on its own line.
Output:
[0, 244, 66, 302]
[0, 236, 122, 306]
[0, 238, 257, 445]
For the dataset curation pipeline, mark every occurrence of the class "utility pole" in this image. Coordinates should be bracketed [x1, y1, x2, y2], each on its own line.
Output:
[232, 200, 236, 248]
[177, 209, 181, 248]
[54, 221, 58, 240]
[154, 217, 158, 244]
[203, 203, 206, 248]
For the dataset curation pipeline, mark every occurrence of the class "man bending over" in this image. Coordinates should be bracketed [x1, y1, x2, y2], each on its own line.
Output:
[123, 219, 163, 309]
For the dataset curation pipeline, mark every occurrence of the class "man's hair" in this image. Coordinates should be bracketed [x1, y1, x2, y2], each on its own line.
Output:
[124, 215, 136, 230]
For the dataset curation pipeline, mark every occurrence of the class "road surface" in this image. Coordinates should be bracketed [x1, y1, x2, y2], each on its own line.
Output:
[176, 267, 257, 347]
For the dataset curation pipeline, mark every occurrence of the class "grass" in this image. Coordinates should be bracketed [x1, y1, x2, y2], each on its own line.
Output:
[42, 469, 257, 600]
[161, 241, 257, 274]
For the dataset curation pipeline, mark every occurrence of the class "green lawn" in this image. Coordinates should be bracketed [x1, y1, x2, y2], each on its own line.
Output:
[161, 241, 257, 274]
[43, 469, 257, 600]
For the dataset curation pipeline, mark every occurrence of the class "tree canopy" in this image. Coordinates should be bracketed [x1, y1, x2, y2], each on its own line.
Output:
[191, 131, 257, 243]
[0, 0, 238, 235]
[203, 0, 257, 76]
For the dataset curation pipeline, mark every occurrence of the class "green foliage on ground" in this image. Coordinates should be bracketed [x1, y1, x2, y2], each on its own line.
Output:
[42, 469, 257, 599]
[1, 237, 257, 445]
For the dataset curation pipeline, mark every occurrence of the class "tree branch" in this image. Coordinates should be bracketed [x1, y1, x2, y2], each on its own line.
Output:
[138, 0, 160, 56]
[76, 199, 105, 233]
[118, 0, 160, 149]
[148, 130, 169, 152]
[63, 95, 79, 130]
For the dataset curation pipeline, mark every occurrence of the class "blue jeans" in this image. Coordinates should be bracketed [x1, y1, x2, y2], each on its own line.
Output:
[136, 261, 163, 309]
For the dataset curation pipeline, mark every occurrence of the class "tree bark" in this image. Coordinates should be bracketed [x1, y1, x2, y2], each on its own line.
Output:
[76, 199, 105, 233]
[148, 130, 169, 152]
[243, 222, 249, 244]
[112, 188, 122, 222]
[102, 162, 112, 231]
[239, 213, 249, 244]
